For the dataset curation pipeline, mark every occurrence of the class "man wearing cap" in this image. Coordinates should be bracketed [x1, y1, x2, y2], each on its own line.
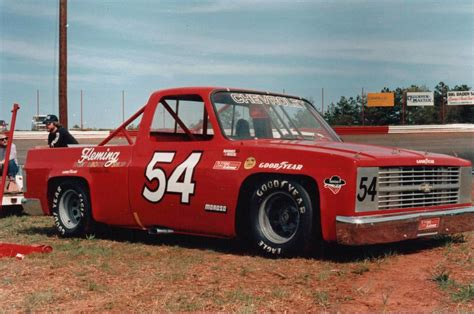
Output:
[44, 114, 79, 148]
[0, 133, 19, 179]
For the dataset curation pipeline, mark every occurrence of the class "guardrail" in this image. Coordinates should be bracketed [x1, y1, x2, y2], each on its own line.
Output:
[9, 123, 474, 139]
[335, 124, 474, 135]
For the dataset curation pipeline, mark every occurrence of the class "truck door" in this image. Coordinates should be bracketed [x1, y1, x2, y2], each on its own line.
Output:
[128, 94, 220, 233]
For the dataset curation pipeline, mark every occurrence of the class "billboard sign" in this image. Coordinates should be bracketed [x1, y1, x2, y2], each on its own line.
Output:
[367, 93, 394, 107]
[447, 91, 474, 106]
[406, 92, 434, 106]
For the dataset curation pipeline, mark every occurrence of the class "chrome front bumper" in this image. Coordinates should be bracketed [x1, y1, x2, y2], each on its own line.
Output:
[336, 206, 474, 245]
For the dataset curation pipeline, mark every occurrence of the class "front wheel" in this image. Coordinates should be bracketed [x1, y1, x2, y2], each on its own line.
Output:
[249, 178, 313, 256]
[51, 180, 94, 237]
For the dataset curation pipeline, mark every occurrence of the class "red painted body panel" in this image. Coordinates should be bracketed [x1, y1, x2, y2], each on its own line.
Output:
[24, 87, 472, 243]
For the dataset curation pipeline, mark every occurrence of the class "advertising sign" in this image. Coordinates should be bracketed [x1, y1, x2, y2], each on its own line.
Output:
[367, 93, 394, 107]
[406, 92, 434, 106]
[447, 91, 474, 106]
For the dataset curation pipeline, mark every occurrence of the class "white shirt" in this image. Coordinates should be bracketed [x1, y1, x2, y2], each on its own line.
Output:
[0, 143, 17, 163]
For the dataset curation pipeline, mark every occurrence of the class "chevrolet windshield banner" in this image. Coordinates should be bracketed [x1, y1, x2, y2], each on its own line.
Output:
[230, 93, 305, 108]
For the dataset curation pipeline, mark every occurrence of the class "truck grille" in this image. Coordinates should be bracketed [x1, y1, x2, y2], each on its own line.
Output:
[378, 166, 460, 210]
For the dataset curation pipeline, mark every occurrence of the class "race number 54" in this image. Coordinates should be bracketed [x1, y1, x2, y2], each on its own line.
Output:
[142, 152, 202, 204]
[357, 176, 377, 202]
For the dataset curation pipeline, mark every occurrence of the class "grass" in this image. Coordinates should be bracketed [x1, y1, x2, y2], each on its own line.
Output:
[431, 269, 474, 303]
[1, 213, 473, 311]
[313, 290, 330, 308]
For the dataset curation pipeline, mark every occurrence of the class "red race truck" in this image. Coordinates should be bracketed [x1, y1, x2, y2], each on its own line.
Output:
[24, 87, 474, 256]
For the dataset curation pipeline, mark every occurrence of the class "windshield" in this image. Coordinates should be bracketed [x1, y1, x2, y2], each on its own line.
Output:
[211, 91, 340, 142]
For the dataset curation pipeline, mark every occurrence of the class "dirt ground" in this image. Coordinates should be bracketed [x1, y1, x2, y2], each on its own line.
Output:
[1, 135, 473, 311]
[0, 215, 473, 312]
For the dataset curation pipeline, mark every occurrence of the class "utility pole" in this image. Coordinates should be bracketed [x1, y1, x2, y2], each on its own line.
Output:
[122, 90, 125, 122]
[321, 87, 324, 114]
[361, 87, 365, 126]
[59, 0, 68, 128]
[80, 90, 83, 130]
[36, 89, 40, 116]
[402, 91, 407, 125]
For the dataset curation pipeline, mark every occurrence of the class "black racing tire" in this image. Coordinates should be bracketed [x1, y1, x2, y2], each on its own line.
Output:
[249, 178, 313, 256]
[51, 180, 94, 237]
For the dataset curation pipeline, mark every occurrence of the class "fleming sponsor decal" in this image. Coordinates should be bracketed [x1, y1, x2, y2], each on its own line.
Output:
[324, 176, 346, 195]
[75, 147, 124, 168]
[416, 158, 435, 165]
[213, 161, 241, 170]
[204, 204, 227, 213]
[258, 161, 303, 171]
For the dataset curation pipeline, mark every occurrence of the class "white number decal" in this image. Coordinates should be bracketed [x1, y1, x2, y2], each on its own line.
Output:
[143, 152, 202, 204]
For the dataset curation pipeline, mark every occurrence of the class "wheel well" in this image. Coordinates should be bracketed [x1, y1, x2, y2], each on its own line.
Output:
[235, 173, 321, 240]
[47, 177, 90, 213]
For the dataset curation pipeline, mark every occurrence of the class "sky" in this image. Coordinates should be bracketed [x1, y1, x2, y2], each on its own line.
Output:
[1, 0, 473, 130]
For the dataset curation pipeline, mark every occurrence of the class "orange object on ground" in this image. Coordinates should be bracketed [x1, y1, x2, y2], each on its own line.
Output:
[0, 243, 53, 258]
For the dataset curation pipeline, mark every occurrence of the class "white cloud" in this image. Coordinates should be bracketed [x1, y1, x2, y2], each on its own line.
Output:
[1, 1, 57, 18]
[0, 38, 55, 62]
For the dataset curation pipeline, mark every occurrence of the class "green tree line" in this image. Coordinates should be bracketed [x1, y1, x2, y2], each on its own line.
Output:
[322, 82, 473, 126]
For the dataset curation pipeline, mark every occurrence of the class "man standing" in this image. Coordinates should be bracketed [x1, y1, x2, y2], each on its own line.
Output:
[0, 133, 19, 178]
[44, 114, 79, 148]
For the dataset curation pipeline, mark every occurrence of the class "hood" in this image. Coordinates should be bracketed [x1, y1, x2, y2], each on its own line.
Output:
[243, 139, 471, 167]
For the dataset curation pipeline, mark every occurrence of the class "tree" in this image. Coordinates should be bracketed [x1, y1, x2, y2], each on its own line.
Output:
[322, 82, 472, 126]
[324, 96, 360, 125]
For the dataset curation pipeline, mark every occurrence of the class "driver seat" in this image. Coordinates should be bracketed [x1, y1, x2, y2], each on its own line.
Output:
[235, 119, 251, 139]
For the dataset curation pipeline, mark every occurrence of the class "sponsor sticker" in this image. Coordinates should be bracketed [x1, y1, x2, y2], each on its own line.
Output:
[204, 204, 227, 213]
[324, 176, 346, 195]
[61, 169, 78, 174]
[244, 157, 256, 169]
[418, 218, 440, 231]
[258, 161, 303, 171]
[230, 93, 305, 108]
[213, 161, 241, 171]
[223, 149, 237, 157]
[75, 147, 124, 168]
[416, 158, 435, 165]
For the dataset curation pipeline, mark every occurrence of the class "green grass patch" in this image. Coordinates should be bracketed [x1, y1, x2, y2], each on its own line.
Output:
[431, 270, 474, 303]
[452, 284, 474, 303]
[313, 290, 330, 308]
[24, 289, 55, 309]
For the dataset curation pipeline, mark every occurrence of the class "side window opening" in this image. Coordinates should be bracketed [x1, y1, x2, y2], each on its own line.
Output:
[150, 95, 213, 141]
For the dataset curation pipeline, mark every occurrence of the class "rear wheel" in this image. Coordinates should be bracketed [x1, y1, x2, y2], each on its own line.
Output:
[51, 180, 94, 237]
[249, 178, 313, 256]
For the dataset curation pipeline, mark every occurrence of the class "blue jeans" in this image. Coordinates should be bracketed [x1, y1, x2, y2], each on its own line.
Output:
[1, 160, 19, 178]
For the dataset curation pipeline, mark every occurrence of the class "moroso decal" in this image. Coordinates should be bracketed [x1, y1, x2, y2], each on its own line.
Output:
[258, 161, 303, 171]
[324, 176, 346, 195]
[75, 147, 124, 168]
[244, 157, 256, 170]
[213, 161, 241, 171]
[416, 158, 435, 165]
[204, 204, 227, 213]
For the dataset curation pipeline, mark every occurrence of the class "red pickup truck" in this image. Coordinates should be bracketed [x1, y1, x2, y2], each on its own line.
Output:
[24, 87, 474, 256]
